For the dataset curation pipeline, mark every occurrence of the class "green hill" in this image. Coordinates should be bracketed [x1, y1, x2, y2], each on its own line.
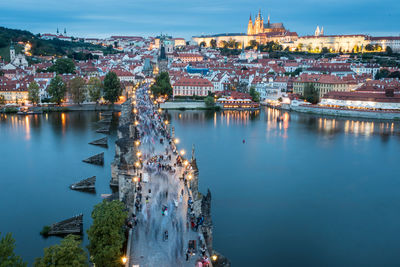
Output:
[0, 26, 114, 62]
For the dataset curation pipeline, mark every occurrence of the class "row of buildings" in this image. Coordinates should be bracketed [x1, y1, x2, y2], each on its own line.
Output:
[1, 25, 400, 111]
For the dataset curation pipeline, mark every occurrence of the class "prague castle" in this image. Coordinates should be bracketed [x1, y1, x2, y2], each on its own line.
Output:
[192, 10, 400, 53]
[192, 10, 297, 49]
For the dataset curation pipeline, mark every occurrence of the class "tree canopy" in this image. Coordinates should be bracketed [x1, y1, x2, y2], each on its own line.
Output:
[103, 72, 122, 104]
[28, 81, 40, 105]
[210, 39, 217, 49]
[0, 232, 27, 267]
[249, 86, 260, 102]
[151, 72, 172, 97]
[68, 77, 87, 104]
[303, 83, 319, 104]
[87, 77, 103, 103]
[34, 235, 88, 267]
[48, 75, 67, 105]
[87, 200, 128, 267]
[47, 58, 76, 74]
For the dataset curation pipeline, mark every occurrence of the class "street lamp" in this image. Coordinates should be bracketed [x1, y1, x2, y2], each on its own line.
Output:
[135, 121, 139, 126]
[174, 138, 180, 144]
[211, 255, 218, 262]
[136, 151, 142, 157]
[188, 174, 193, 180]
[165, 120, 169, 125]
[183, 160, 189, 166]
[134, 140, 140, 146]
[122, 256, 127, 264]
[158, 108, 162, 113]
[132, 177, 139, 182]
[180, 149, 185, 156]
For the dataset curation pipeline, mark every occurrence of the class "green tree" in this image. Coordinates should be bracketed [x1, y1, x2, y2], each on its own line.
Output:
[0, 95, 5, 105]
[199, 41, 206, 47]
[386, 46, 393, 56]
[321, 47, 330, 54]
[28, 81, 40, 105]
[365, 44, 374, 51]
[87, 200, 128, 267]
[48, 75, 66, 105]
[34, 235, 88, 267]
[204, 96, 215, 107]
[0, 232, 27, 267]
[219, 40, 228, 49]
[303, 83, 319, 104]
[103, 72, 122, 104]
[87, 77, 102, 103]
[249, 40, 258, 49]
[68, 77, 87, 104]
[249, 86, 260, 102]
[210, 39, 217, 49]
[151, 72, 172, 97]
[48, 58, 76, 74]
[375, 69, 390, 80]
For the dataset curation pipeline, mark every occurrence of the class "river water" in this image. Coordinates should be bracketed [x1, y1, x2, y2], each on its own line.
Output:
[1, 108, 400, 266]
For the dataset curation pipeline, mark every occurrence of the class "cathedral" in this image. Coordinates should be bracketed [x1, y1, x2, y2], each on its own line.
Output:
[247, 10, 286, 35]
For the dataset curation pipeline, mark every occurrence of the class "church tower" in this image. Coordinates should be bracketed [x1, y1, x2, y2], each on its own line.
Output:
[315, 26, 320, 37]
[10, 44, 15, 62]
[247, 14, 254, 35]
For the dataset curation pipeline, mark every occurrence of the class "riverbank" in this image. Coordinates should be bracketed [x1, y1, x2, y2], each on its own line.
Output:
[0, 104, 121, 113]
[282, 104, 400, 120]
[160, 101, 208, 110]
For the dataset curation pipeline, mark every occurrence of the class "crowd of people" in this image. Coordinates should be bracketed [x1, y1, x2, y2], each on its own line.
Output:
[127, 85, 211, 266]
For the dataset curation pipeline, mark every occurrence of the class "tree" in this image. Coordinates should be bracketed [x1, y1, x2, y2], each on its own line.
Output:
[151, 72, 172, 97]
[375, 69, 390, 80]
[386, 46, 393, 56]
[48, 75, 66, 105]
[365, 44, 374, 51]
[103, 72, 122, 104]
[28, 81, 40, 105]
[210, 39, 217, 49]
[0, 232, 27, 267]
[249, 40, 258, 49]
[68, 77, 87, 104]
[321, 47, 330, 54]
[87, 77, 102, 103]
[204, 96, 215, 107]
[48, 58, 75, 74]
[249, 86, 260, 102]
[87, 200, 128, 267]
[219, 40, 228, 49]
[303, 83, 319, 104]
[0, 95, 5, 105]
[199, 41, 206, 47]
[34, 235, 87, 267]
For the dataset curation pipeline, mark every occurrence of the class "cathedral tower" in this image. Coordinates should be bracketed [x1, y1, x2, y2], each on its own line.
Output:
[247, 14, 254, 35]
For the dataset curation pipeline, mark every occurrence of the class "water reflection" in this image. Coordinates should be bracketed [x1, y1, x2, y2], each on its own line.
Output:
[169, 107, 400, 141]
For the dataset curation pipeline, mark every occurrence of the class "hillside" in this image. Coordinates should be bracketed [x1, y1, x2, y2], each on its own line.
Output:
[0, 26, 114, 62]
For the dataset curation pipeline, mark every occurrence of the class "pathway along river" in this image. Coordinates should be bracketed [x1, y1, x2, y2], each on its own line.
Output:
[1, 108, 400, 265]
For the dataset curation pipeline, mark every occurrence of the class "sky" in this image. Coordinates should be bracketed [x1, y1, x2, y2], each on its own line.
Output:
[0, 0, 399, 39]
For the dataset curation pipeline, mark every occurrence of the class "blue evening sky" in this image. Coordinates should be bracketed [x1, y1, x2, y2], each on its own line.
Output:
[0, 0, 399, 39]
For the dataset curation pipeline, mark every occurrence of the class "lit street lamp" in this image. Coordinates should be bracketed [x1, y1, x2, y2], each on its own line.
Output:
[180, 149, 185, 156]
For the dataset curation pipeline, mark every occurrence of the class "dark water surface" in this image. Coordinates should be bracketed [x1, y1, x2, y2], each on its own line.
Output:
[167, 108, 400, 267]
[2, 108, 400, 266]
[0, 112, 117, 265]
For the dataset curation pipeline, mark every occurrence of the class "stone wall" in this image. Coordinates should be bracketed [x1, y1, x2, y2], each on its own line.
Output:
[291, 105, 400, 120]
[160, 101, 207, 109]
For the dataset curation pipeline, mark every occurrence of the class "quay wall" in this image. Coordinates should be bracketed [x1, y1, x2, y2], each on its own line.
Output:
[288, 105, 400, 120]
[160, 101, 207, 109]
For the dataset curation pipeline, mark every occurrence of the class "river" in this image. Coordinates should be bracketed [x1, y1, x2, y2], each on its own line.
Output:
[1, 108, 400, 266]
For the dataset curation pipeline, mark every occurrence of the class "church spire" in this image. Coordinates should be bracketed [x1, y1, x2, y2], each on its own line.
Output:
[268, 13, 270, 24]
